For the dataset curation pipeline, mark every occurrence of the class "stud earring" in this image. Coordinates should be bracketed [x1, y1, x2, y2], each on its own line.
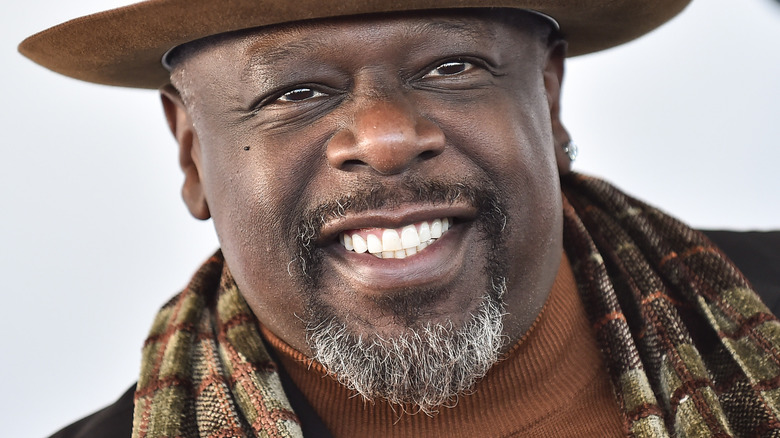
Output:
[562, 140, 578, 162]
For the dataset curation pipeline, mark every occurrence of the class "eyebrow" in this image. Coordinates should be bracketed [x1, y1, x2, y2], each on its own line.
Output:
[246, 38, 329, 73]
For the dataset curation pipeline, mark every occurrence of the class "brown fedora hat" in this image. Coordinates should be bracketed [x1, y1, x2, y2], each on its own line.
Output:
[19, 0, 691, 89]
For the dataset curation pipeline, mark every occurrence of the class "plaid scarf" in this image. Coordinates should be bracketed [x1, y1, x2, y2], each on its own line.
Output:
[133, 173, 779, 437]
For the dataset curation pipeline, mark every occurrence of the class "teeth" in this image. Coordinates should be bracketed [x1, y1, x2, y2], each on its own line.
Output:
[400, 225, 420, 249]
[418, 222, 431, 242]
[381, 229, 403, 252]
[343, 233, 353, 251]
[367, 234, 382, 254]
[341, 218, 453, 259]
[352, 234, 367, 253]
[430, 219, 442, 239]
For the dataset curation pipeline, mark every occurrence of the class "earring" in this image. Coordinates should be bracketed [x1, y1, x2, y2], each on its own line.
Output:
[562, 140, 578, 162]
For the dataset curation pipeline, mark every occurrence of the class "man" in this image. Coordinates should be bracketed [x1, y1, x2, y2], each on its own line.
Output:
[19, 1, 780, 437]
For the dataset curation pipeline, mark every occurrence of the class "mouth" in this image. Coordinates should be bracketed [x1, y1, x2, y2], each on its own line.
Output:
[339, 218, 452, 259]
[311, 204, 480, 293]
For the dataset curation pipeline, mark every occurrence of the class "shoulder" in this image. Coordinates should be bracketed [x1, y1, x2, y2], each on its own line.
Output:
[48, 385, 135, 438]
[701, 230, 780, 315]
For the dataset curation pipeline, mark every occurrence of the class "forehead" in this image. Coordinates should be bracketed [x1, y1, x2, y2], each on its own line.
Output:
[169, 9, 548, 70]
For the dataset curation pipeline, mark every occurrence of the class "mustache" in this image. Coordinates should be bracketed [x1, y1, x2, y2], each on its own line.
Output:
[296, 179, 503, 246]
[292, 178, 507, 285]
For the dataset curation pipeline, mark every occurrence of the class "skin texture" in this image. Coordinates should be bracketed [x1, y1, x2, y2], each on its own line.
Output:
[160, 10, 570, 356]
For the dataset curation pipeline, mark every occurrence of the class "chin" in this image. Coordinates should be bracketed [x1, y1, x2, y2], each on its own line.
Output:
[305, 288, 507, 413]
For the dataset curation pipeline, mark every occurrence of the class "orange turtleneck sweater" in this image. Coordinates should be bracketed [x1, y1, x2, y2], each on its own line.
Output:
[260, 253, 625, 437]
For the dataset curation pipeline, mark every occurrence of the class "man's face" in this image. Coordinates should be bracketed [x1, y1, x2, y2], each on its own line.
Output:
[166, 10, 564, 407]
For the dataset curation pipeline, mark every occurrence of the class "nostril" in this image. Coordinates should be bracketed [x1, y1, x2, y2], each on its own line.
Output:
[342, 159, 363, 167]
[419, 150, 440, 160]
[326, 100, 446, 173]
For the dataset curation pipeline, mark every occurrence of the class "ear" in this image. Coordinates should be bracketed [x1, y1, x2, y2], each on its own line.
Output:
[160, 84, 211, 220]
[542, 40, 573, 175]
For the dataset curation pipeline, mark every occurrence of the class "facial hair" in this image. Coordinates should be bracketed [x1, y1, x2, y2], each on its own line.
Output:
[292, 178, 510, 414]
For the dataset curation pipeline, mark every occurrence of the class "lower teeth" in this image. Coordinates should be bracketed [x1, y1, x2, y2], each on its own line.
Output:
[371, 238, 436, 258]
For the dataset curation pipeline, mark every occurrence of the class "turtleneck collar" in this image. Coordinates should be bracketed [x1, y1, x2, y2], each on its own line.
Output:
[260, 252, 624, 437]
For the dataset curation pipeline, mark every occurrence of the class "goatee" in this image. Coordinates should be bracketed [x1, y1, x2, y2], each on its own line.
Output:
[293, 179, 510, 414]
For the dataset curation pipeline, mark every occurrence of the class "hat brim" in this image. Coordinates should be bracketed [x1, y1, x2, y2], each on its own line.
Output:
[19, 0, 691, 89]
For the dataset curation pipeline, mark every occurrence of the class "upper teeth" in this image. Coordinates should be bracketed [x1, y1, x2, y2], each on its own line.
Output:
[340, 218, 451, 259]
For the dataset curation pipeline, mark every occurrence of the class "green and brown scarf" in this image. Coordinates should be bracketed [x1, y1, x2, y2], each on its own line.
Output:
[132, 173, 780, 437]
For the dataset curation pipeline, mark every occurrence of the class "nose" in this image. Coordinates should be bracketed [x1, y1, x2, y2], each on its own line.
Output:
[326, 98, 445, 175]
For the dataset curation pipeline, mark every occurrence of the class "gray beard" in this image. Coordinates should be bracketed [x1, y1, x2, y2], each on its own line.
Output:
[294, 179, 509, 414]
[305, 280, 507, 414]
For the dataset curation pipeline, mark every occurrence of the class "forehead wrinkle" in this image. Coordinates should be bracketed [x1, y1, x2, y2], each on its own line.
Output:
[240, 15, 497, 77]
[234, 15, 520, 91]
[242, 29, 332, 82]
[408, 18, 496, 45]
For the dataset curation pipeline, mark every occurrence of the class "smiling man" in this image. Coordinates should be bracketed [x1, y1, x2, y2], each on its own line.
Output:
[19, 1, 780, 437]
[161, 11, 563, 409]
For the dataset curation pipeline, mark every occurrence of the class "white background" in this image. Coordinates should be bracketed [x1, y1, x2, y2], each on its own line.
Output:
[2, 0, 779, 436]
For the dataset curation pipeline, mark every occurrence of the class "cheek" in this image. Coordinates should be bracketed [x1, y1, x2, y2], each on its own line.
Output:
[431, 84, 561, 266]
[495, 93, 561, 244]
[202, 155, 288, 276]
[197, 117, 323, 241]
[431, 83, 558, 197]
[194, 127, 323, 324]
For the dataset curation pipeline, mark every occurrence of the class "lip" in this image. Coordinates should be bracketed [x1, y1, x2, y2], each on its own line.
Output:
[320, 209, 477, 295]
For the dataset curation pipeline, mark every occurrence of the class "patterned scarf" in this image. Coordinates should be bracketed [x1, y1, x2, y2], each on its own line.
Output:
[133, 173, 779, 437]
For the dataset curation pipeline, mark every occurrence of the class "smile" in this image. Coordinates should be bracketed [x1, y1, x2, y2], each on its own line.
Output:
[318, 206, 478, 293]
[339, 218, 452, 259]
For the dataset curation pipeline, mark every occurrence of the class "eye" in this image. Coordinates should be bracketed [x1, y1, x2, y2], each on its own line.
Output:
[424, 60, 475, 78]
[276, 87, 326, 103]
